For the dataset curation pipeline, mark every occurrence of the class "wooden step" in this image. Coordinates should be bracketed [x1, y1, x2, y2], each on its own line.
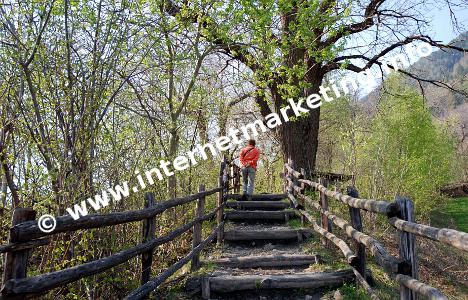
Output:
[186, 269, 355, 296]
[225, 210, 297, 222]
[208, 254, 320, 269]
[225, 201, 290, 211]
[225, 194, 287, 201]
[224, 228, 312, 242]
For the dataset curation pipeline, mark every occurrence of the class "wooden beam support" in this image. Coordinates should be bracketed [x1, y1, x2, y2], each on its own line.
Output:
[125, 222, 224, 300]
[217, 161, 226, 245]
[141, 193, 156, 286]
[191, 185, 205, 271]
[319, 178, 332, 247]
[225, 201, 289, 211]
[225, 194, 287, 201]
[224, 210, 296, 221]
[396, 197, 418, 300]
[284, 163, 303, 179]
[352, 268, 380, 300]
[347, 186, 366, 281]
[2, 208, 36, 290]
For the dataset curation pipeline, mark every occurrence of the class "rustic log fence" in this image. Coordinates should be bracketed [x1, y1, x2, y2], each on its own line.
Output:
[2, 156, 464, 300]
[284, 161, 468, 300]
[0, 158, 239, 300]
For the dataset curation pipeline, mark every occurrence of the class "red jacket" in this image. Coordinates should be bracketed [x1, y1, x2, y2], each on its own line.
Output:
[240, 146, 260, 170]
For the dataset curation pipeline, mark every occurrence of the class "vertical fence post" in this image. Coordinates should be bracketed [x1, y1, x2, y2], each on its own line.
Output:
[299, 167, 306, 225]
[229, 164, 232, 191]
[231, 165, 235, 193]
[299, 168, 306, 194]
[288, 158, 296, 194]
[286, 159, 291, 194]
[192, 185, 205, 271]
[2, 208, 36, 287]
[223, 159, 229, 192]
[217, 160, 226, 245]
[283, 162, 288, 194]
[319, 178, 331, 246]
[290, 160, 294, 183]
[233, 165, 237, 193]
[396, 196, 418, 300]
[236, 165, 241, 193]
[141, 193, 156, 286]
[347, 186, 366, 281]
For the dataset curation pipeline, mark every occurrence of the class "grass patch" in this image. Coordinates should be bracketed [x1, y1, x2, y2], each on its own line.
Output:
[288, 218, 302, 229]
[338, 283, 373, 300]
[431, 197, 468, 232]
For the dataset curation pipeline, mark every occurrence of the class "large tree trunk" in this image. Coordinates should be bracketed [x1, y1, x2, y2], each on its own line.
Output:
[264, 72, 323, 175]
[266, 8, 323, 175]
[256, 83, 322, 175]
[277, 107, 320, 175]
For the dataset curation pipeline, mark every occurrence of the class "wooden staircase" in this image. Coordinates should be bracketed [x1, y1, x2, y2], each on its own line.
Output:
[225, 201, 290, 211]
[186, 193, 355, 299]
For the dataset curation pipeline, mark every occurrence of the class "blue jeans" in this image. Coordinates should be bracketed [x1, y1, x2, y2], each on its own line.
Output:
[241, 166, 256, 195]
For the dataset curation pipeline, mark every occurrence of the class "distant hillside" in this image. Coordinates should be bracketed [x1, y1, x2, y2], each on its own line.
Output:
[412, 32, 467, 81]
[364, 32, 467, 117]
[408, 31, 467, 112]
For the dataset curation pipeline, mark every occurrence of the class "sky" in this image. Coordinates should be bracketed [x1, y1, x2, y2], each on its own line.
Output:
[426, 4, 468, 43]
[346, 2, 468, 97]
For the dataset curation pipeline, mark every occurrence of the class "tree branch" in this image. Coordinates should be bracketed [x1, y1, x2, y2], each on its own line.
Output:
[321, 0, 386, 47]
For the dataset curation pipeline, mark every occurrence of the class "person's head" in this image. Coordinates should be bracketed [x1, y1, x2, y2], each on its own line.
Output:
[248, 139, 256, 147]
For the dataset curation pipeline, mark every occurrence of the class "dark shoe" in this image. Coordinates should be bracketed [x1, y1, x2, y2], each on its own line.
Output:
[247, 195, 252, 201]
[241, 193, 247, 201]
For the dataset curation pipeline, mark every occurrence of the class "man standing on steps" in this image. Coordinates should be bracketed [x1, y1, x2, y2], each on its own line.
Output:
[240, 139, 260, 201]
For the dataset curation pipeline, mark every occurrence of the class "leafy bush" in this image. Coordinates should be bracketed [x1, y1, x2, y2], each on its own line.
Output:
[357, 75, 455, 216]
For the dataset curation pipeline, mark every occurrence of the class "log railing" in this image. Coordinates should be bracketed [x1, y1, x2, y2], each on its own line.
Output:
[284, 161, 468, 300]
[0, 158, 235, 300]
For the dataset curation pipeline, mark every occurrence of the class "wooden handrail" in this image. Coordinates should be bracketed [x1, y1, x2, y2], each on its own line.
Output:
[284, 163, 303, 179]
[299, 208, 358, 266]
[1, 158, 232, 300]
[125, 222, 224, 300]
[296, 175, 468, 252]
[395, 274, 448, 300]
[296, 193, 406, 274]
[298, 179, 400, 216]
[1, 160, 463, 300]
[388, 217, 468, 252]
[310, 171, 353, 181]
[1, 205, 224, 298]
[352, 268, 380, 300]
[284, 162, 466, 300]
[9, 187, 222, 242]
